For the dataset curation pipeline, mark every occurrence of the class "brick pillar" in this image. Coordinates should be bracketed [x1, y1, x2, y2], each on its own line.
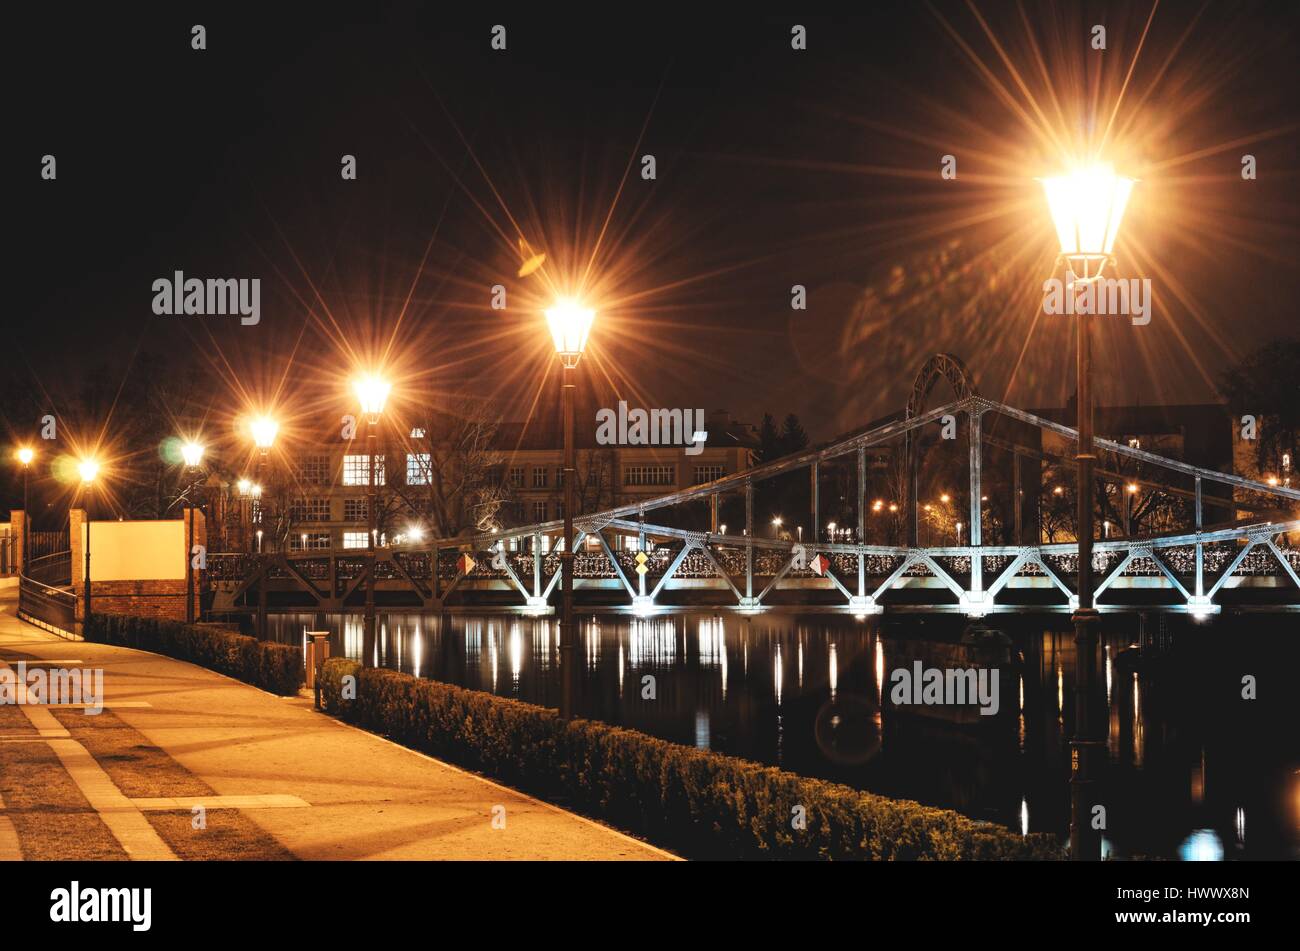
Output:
[10, 510, 25, 574]
[184, 507, 208, 620]
[70, 508, 85, 620]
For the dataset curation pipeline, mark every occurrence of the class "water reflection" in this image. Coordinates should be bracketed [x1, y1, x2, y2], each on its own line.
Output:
[266, 610, 1299, 860]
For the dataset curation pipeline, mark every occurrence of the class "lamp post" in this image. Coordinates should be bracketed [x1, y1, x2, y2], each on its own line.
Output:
[249, 416, 277, 638]
[78, 458, 99, 629]
[16, 448, 34, 570]
[546, 299, 595, 720]
[354, 375, 391, 668]
[181, 440, 205, 624]
[1040, 163, 1135, 861]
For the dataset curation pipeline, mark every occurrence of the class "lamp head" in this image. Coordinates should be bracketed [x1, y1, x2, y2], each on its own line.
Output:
[545, 299, 595, 368]
[250, 416, 278, 452]
[1040, 164, 1136, 279]
[16, 447, 34, 466]
[78, 458, 99, 484]
[181, 440, 205, 468]
[353, 375, 391, 421]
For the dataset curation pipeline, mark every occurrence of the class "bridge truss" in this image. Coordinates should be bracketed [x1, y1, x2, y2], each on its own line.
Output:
[209, 396, 1300, 618]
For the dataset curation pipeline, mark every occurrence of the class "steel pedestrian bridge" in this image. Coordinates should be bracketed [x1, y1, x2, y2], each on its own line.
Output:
[208, 393, 1300, 619]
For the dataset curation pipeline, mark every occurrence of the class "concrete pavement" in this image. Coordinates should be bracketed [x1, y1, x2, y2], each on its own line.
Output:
[0, 592, 674, 861]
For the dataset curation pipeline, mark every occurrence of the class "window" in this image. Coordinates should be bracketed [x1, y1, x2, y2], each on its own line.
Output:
[407, 453, 431, 485]
[297, 454, 329, 485]
[555, 499, 565, 519]
[625, 465, 675, 486]
[291, 533, 331, 551]
[532, 467, 549, 489]
[693, 465, 724, 484]
[343, 454, 385, 486]
[410, 427, 426, 438]
[342, 531, 369, 549]
[290, 497, 331, 522]
[508, 466, 524, 488]
[343, 498, 368, 522]
[532, 501, 548, 522]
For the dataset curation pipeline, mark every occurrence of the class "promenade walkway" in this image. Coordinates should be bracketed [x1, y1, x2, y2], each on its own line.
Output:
[0, 592, 673, 861]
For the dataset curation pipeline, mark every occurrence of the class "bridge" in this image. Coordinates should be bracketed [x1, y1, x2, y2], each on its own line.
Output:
[204, 380, 1300, 622]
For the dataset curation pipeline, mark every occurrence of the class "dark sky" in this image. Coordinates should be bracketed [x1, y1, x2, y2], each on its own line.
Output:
[9, 2, 1300, 450]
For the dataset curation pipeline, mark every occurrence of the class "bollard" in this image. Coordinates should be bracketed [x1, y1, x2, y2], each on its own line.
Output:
[305, 631, 331, 708]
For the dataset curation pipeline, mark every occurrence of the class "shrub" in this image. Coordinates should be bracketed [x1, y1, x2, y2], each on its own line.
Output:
[320, 658, 1063, 861]
[85, 613, 303, 696]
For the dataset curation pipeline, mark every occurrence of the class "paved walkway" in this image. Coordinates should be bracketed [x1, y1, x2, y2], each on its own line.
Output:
[0, 593, 673, 861]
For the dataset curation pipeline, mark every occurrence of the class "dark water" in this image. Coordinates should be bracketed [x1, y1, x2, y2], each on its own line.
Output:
[266, 610, 1299, 860]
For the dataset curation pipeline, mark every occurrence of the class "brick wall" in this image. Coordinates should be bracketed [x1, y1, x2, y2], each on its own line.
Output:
[88, 579, 189, 621]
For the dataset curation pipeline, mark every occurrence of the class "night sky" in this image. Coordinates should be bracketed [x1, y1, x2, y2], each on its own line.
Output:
[9, 3, 1299, 458]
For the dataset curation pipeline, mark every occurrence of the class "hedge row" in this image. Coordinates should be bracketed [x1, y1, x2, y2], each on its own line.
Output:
[321, 658, 1063, 861]
[85, 613, 304, 696]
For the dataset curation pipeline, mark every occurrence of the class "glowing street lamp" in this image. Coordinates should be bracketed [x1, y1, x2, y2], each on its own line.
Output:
[545, 299, 596, 369]
[1040, 164, 1136, 283]
[1039, 160, 1137, 863]
[352, 374, 391, 425]
[353, 373, 392, 667]
[181, 440, 205, 469]
[178, 438, 206, 623]
[547, 298, 596, 719]
[15, 447, 35, 569]
[250, 416, 278, 455]
[78, 457, 100, 627]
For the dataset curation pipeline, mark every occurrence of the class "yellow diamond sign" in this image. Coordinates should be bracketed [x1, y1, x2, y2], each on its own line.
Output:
[635, 563, 648, 576]
[635, 552, 648, 565]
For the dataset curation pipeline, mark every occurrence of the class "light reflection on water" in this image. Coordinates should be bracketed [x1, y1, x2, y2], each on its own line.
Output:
[267, 610, 1299, 860]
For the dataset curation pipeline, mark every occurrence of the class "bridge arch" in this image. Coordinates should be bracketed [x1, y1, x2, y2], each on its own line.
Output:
[906, 353, 977, 420]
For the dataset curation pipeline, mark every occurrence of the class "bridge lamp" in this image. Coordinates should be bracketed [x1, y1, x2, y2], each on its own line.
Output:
[407, 524, 425, 543]
[545, 299, 595, 369]
[719, 523, 727, 535]
[546, 298, 597, 720]
[16, 447, 35, 466]
[1040, 164, 1136, 282]
[250, 416, 278, 454]
[78, 458, 100, 484]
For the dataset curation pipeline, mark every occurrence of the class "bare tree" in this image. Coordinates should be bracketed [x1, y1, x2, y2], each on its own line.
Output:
[391, 399, 508, 538]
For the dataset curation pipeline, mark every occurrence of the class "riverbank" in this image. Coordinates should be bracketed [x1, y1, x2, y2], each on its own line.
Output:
[0, 592, 674, 861]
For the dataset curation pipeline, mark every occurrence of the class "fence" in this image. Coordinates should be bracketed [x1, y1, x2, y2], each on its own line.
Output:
[17, 550, 77, 637]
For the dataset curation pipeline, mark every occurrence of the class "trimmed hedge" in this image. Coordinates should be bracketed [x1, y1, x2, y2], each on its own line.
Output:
[85, 613, 304, 696]
[321, 658, 1064, 861]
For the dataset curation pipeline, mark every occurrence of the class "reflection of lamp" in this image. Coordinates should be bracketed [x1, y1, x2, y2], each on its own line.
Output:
[353, 373, 392, 668]
[1039, 161, 1137, 864]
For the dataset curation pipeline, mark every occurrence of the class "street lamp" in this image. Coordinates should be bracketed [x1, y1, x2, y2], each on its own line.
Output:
[180, 440, 205, 623]
[250, 416, 278, 455]
[545, 299, 595, 720]
[1040, 161, 1136, 862]
[78, 458, 99, 630]
[15, 447, 34, 572]
[352, 373, 390, 667]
